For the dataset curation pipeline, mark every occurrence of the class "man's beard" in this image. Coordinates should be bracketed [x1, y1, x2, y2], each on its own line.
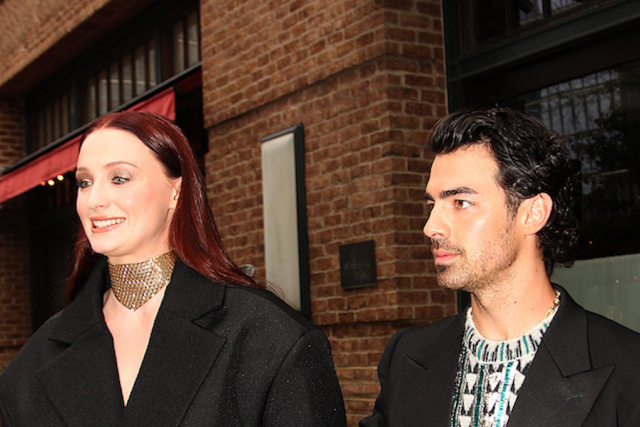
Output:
[431, 228, 518, 293]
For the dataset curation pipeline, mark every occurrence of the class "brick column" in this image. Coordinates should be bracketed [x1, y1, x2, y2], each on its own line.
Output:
[0, 99, 30, 367]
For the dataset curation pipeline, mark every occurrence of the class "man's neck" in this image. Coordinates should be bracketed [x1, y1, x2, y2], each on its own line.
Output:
[469, 265, 556, 341]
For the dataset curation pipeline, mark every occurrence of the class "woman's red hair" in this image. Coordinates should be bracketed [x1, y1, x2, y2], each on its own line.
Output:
[68, 111, 261, 300]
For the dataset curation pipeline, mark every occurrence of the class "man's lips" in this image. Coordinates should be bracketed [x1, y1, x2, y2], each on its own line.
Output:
[432, 250, 459, 263]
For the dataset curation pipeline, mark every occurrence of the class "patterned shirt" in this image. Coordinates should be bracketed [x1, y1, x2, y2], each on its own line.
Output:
[450, 302, 559, 427]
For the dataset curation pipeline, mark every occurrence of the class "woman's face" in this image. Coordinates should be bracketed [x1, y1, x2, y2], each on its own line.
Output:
[75, 128, 181, 264]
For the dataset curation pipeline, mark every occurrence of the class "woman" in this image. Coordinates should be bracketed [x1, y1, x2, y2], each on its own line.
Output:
[0, 111, 346, 426]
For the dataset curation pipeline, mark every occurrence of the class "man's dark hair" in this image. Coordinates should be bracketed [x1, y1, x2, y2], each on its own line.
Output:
[428, 107, 578, 276]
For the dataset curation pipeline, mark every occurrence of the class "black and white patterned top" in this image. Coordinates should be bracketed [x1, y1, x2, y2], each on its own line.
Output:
[450, 298, 559, 427]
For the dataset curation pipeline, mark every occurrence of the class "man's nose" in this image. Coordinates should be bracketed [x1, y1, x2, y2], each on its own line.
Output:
[423, 204, 450, 240]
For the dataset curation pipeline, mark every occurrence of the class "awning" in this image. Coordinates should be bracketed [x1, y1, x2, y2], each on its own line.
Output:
[0, 87, 175, 205]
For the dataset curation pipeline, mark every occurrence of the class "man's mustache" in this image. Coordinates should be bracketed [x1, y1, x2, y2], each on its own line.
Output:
[431, 239, 463, 254]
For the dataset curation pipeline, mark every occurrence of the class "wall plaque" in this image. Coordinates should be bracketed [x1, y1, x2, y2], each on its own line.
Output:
[339, 240, 377, 290]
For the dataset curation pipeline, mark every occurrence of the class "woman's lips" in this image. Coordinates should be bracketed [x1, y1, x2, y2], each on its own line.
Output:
[91, 217, 125, 233]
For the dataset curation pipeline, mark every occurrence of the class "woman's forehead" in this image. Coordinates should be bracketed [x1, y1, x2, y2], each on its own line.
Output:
[78, 128, 154, 166]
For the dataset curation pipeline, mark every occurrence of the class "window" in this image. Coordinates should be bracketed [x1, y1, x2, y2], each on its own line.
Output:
[28, 87, 73, 153]
[172, 10, 200, 75]
[83, 37, 157, 122]
[25, 1, 200, 155]
[511, 59, 640, 260]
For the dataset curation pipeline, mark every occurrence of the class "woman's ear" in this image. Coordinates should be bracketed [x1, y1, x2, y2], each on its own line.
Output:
[520, 193, 553, 236]
[170, 177, 182, 210]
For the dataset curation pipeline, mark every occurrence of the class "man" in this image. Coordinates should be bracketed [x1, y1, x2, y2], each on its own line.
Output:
[361, 108, 640, 427]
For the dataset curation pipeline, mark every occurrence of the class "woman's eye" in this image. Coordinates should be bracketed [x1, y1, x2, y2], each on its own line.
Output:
[112, 176, 129, 185]
[76, 179, 92, 189]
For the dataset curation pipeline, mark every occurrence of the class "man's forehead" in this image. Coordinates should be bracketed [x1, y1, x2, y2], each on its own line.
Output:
[426, 146, 500, 195]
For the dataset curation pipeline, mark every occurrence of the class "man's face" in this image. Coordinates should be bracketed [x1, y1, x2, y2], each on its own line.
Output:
[424, 144, 521, 293]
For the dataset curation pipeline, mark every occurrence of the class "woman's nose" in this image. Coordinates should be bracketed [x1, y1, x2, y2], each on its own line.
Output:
[85, 183, 109, 210]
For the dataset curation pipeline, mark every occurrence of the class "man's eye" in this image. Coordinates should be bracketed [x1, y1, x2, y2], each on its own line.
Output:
[453, 200, 472, 209]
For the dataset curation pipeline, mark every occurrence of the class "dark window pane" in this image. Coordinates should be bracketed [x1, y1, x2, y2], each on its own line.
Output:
[122, 54, 133, 102]
[173, 20, 185, 74]
[109, 62, 120, 109]
[187, 11, 199, 67]
[86, 77, 97, 121]
[61, 92, 70, 135]
[53, 98, 61, 140]
[98, 70, 108, 115]
[148, 42, 156, 86]
[135, 45, 147, 95]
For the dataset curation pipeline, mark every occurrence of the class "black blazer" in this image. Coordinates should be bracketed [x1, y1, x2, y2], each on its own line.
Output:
[360, 286, 640, 427]
[0, 259, 347, 427]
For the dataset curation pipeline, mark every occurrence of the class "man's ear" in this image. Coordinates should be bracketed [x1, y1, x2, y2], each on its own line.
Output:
[519, 193, 553, 236]
[170, 177, 183, 210]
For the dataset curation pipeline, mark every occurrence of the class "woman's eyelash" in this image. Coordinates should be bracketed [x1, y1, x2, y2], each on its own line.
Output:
[76, 179, 91, 188]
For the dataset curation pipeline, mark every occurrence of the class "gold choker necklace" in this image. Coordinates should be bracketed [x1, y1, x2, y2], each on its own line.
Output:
[108, 252, 177, 311]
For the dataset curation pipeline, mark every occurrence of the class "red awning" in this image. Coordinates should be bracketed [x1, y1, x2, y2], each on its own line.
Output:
[0, 88, 175, 205]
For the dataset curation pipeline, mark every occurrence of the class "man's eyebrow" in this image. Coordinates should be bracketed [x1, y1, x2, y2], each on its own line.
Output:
[425, 186, 477, 201]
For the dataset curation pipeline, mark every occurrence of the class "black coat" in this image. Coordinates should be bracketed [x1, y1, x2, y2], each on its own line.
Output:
[360, 286, 640, 427]
[0, 259, 347, 427]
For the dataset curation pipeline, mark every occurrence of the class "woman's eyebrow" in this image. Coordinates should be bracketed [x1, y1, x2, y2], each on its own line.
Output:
[103, 161, 140, 170]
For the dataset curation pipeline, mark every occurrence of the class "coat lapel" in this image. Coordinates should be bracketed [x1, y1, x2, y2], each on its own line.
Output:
[507, 286, 614, 427]
[119, 262, 227, 427]
[398, 315, 465, 427]
[36, 260, 229, 427]
[36, 259, 124, 427]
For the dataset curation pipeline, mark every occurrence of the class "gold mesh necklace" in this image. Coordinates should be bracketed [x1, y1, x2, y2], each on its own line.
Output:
[108, 252, 177, 311]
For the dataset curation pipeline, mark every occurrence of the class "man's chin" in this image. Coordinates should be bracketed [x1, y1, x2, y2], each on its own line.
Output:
[436, 272, 468, 291]
[435, 264, 448, 274]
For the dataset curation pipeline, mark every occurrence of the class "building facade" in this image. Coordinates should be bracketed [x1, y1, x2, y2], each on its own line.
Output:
[1, 0, 639, 425]
[0, 1, 448, 424]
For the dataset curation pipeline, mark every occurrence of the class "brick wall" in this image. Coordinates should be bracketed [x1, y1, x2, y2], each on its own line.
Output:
[0, 99, 30, 367]
[0, 0, 156, 96]
[200, 1, 453, 424]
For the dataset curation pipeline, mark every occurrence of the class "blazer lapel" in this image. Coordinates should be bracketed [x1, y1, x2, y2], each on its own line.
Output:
[398, 315, 465, 427]
[36, 259, 124, 427]
[507, 287, 614, 427]
[119, 262, 227, 427]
